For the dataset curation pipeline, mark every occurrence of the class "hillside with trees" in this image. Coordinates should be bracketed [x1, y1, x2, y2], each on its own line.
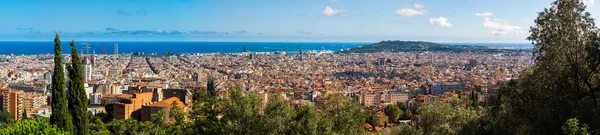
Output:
[340, 41, 519, 53]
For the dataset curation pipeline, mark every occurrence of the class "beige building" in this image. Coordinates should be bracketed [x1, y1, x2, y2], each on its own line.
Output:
[22, 92, 48, 109]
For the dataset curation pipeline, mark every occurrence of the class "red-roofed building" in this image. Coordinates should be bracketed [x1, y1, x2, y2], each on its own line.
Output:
[140, 97, 188, 122]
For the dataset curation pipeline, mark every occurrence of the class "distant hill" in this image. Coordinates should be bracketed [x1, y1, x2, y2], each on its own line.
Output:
[340, 41, 517, 53]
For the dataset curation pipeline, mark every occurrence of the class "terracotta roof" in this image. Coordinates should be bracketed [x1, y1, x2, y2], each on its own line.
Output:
[145, 97, 185, 109]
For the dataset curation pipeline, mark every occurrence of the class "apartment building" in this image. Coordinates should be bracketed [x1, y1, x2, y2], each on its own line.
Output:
[0, 88, 24, 120]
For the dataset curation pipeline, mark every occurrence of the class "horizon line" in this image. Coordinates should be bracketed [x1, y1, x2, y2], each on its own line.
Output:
[0, 40, 531, 44]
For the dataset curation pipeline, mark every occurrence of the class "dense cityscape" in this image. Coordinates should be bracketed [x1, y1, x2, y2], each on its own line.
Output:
[0, 44, 531, 120]
[1, 0, 600, 135]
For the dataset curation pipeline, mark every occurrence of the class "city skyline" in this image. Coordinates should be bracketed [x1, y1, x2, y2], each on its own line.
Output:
[1, 0, 594, 43]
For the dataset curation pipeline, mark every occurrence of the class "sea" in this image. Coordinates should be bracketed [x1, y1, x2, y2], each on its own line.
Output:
[0, 41, 533, 55]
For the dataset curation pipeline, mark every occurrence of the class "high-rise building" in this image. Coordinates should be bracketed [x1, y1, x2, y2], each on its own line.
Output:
[114, 43, 119, 55]
[0, 88, 24, 120]
[82, 57, 93, 82]
[193, 72, 200, 82]
[378, 58, 386, 66]
[102, 44, 107, 55]
[468, 59, 477, 68]
[244, 46, 249, 52]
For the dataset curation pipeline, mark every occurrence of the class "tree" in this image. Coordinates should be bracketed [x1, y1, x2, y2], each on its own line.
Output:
[396, 101, 406, 111]
[0, 117, 70, 135]
[101, 103, 114, 123]
[21, 108, 27, 120]
[67, 40, 90, 135]
[207, 76, 216, 97]
[290, 106, 319, 135]
[502, 0, 600, 133]
[320, 93, 367, 134]
[385, 105, 403, 123]
[263, 94, 296, 134]
[417, 101, 484, 135]
[191, 86, 222, 134]
[106, 119, 155, 135]
[403, 110, 412, 120]
[220, 85, 263, 134]
[562, 118, 590, 135]
[384, 124, 424, 135]
[150, 110, 167, 135]
[0, 108, 14, 128]
[165, 101, 192, 135]
[88, 118, 110, 135]
[50, 33, 75, 133]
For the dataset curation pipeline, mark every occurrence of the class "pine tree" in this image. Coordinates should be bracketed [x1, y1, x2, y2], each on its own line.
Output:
[50, 33, 74, 132]
[67, 40, 89, 135]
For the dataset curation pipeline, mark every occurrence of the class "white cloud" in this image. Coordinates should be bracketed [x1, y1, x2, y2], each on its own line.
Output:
[429, 17, 453, 27]
[475, 12, 522, 35]
[482, 18, 523, 35]
[322, 5, 347, 16]
[475, 12, 493, 17]
[395, 3, 428, 17]
[585, 0, 595, 6]
[330, 0, 338, 2]
[395, 8, 427, 17]
[414, 3, 425, 9]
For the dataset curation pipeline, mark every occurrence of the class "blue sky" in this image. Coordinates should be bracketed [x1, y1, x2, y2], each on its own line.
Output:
[0, 0, 596, 42]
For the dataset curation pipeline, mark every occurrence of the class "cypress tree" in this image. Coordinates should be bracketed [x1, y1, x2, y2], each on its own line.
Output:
[207, 76, 215, 97]
[21, 108, 26, 120]
[67, 40, 89, 135]
[50, 33, 74, 132]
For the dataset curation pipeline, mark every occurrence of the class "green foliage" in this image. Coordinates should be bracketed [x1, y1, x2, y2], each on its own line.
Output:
[106, 119, 155, 135]
[190, 85, 223, 134]
[396, 102, 406, 111]
[89, 118, 110, 135]
[67, 40, 90, 135]
[164, 101, 192, 135]
[341, 41, 518, 53]
[99, 103, 114, 123]
[50, 33, 75, 133]
[320, 93, 367, 134]
[0, 108, 14, 128]
[220, 85, 263, 134]
[403, 110, 412, 120]
[21, 107, 27, 120]
[382, 124, 424, 135]
[563, 118, 590, 135]
[289, 106, 320, 135]
[0, 117, 70, 135]
[417, 101, 485, 135]
[207, 76, 216, 97]
[262, 94, 296, 134]
[384, 105, 402, 122]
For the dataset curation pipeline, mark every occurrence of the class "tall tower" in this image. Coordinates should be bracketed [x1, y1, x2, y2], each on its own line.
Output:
[102, 44, 107, 55]
[84, 63, 93, 82]
[114, 43, 119, 55]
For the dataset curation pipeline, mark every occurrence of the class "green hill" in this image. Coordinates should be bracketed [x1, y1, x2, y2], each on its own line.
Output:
[340, 41, 514, 53]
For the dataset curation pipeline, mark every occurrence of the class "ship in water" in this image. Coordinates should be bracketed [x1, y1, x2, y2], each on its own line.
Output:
[319, 49, 333, 55]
